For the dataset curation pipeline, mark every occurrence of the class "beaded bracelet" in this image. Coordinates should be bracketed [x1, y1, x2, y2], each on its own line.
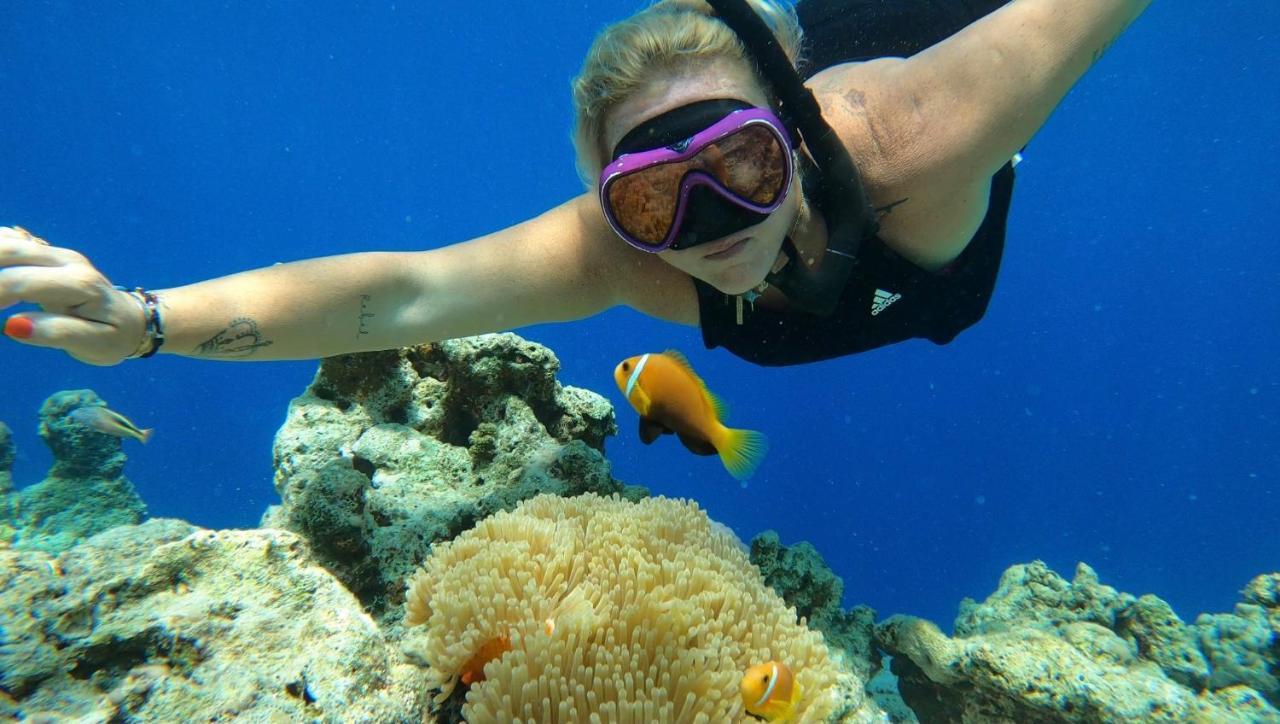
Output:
[115, 286, 166, 359]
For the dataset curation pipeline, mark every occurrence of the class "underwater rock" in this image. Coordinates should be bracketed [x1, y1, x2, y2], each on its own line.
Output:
[1116, 593, 1210, 689]
[953, 561, 1133, 636]
[0, 421, 13, 494]
[262, 334, 645, 621]
[876, 561, 1280, 722]
[0, 391, 146, 553]
[0, 518, 424, 721]
[750, 530, 880, 679]
[1196, 573, 1280, 704]
[39, 389, 130, 478]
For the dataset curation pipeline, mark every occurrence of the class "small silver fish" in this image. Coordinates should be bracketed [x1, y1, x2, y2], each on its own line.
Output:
[68, 406, 153, 444]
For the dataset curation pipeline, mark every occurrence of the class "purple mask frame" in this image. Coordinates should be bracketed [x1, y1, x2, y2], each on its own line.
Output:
[598, 107, 794, 252]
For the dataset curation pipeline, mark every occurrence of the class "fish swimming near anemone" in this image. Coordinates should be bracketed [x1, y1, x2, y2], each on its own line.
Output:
[68, 406, 153, 444]
[458, 635, 512, 686]
[740, 660, 802, 722]
[613, 349, 767, 482]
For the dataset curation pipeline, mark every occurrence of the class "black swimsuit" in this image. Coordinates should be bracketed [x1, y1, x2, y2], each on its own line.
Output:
[693, 0, 1015, 366]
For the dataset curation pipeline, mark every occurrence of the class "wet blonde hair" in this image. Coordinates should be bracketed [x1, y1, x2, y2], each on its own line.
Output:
[571, 0, 804, 186]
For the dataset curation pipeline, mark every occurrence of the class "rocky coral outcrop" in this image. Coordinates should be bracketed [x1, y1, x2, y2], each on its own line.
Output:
[876, 561, 1280, 722]
[0, 421, 14, 495]
[261, 334, 645, 621]
[1197, 573, 1280, 701]
[750, 530, 879, 677]
[1, 391, 146, 553]
[0, 519, 425, 721]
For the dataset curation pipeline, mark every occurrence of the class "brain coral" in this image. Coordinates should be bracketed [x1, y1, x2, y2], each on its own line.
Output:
[405, 493, 842, 722]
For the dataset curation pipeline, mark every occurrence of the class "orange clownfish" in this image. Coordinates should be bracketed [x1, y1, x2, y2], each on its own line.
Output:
[740, 660, 802, 722]
[458, 635, 512, 686]
[613, 350, 767, 482]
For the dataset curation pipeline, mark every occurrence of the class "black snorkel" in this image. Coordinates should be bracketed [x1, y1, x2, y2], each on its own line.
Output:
[707, 0, 879, 316]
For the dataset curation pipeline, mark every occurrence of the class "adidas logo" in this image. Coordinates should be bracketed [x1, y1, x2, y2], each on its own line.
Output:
[870, 288, 902, 316]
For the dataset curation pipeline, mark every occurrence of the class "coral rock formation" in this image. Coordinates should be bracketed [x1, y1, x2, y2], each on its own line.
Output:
[1, 390, 146, 552]
[877, 561, 1280, 722]
[0, 519, 423, 721]
[261, 335, 646, 620]
[750, 530, 880, 678]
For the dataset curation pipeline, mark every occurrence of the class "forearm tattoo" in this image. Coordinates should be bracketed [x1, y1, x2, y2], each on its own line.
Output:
[877, 198, 910, 217]
[195, 318, 274, 358]
[358, 294, 375, 337]
[1091, 11, 1141, 66]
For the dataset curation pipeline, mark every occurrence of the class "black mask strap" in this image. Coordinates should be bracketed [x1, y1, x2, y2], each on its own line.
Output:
[612, 98, 753, 159]
[707, 0, 879, 316]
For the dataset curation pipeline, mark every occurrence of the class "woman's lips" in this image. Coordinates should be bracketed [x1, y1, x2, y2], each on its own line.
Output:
[703, 237, 749, 260]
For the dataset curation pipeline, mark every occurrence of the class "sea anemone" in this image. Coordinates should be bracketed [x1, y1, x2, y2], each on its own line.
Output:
[404, 493, 841, 721]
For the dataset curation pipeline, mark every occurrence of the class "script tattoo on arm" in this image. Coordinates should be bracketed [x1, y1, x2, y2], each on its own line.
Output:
[195, 318, 274, 358]
[358, 294, 375, 337]
[1090, 9, 1141, 66]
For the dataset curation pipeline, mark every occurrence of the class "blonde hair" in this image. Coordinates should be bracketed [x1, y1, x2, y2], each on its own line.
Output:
[405, 493, 842, 721]
[571, 0, 804, 186]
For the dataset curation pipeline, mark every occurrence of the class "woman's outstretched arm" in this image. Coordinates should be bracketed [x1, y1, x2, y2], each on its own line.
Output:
[897, 0, 1156, 177]
[1, 195, 621, 364]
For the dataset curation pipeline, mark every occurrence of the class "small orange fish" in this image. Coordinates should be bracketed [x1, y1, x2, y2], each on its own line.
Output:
[68, 406, 153, 444]
[613, 350, 767, 482]
[458, 635, 512, 686]
[741, 660, 802, 722]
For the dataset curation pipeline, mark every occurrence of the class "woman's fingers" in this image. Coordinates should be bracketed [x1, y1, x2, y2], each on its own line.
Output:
[3, 310, 132, 366]
[0, 225, 146, 365]
[10, 226, 49, 245]
[0, 263, 105, 311]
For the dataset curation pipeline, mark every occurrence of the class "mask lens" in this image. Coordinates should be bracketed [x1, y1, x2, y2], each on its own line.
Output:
[603, 114, 791, 250]
[606, 162, 683, 246]
[704, 124, 787, 205]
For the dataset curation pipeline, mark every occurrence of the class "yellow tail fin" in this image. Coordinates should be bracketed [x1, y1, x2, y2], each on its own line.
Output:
[718, 427, 768, 483]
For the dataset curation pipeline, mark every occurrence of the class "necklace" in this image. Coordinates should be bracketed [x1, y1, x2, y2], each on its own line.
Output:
[735, 201, 805, 325]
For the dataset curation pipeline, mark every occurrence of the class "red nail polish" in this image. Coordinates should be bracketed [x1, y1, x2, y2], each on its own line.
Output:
[4, 317, 34, 339]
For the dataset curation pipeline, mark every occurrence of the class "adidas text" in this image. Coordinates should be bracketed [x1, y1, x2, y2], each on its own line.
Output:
[871, 288, 902, 316]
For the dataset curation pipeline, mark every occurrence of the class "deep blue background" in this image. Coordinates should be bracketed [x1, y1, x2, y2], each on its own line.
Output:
[3, 1, 1277, 628]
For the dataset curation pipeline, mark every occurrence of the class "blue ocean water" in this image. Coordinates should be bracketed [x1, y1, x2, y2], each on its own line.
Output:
[2, 1, 1276, 629]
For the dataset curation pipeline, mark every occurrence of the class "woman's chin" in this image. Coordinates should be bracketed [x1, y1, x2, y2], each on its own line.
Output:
[708, 267, 766, 296]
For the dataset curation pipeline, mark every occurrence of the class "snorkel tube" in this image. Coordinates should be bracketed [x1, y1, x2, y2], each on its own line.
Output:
[706, 0, 879, 316]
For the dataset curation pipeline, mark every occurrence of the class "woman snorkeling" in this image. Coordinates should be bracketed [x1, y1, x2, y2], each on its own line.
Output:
[2, 0, 1152, 368]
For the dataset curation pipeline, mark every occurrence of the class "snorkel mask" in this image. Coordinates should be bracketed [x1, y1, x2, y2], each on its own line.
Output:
[600, 99, 795, 252]
[597, 0, 881, 316]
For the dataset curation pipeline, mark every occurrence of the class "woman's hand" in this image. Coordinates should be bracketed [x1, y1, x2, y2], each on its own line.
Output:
[0, 226, 147, 366]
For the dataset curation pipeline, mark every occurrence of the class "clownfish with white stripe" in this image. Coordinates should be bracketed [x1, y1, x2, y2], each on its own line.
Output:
[740, 660, 802, 721]
[613, 350, 767, 482]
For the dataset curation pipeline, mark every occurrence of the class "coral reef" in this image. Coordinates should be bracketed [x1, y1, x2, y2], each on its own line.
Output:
[403, 493, 885, 722]
[0, 519, 423, 721]
[876, 561, 1280, 722]
[2, 334, 1276, 722]
[750, 530, 879, 677]
[260, 335, 646, 620]
[1198, 573, 1280, 700]
[0, 421, 13, 495]
[0, 390, 146, 552]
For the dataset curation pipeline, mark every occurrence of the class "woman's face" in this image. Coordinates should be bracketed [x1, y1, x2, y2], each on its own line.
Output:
[603, 60, 801, 296]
